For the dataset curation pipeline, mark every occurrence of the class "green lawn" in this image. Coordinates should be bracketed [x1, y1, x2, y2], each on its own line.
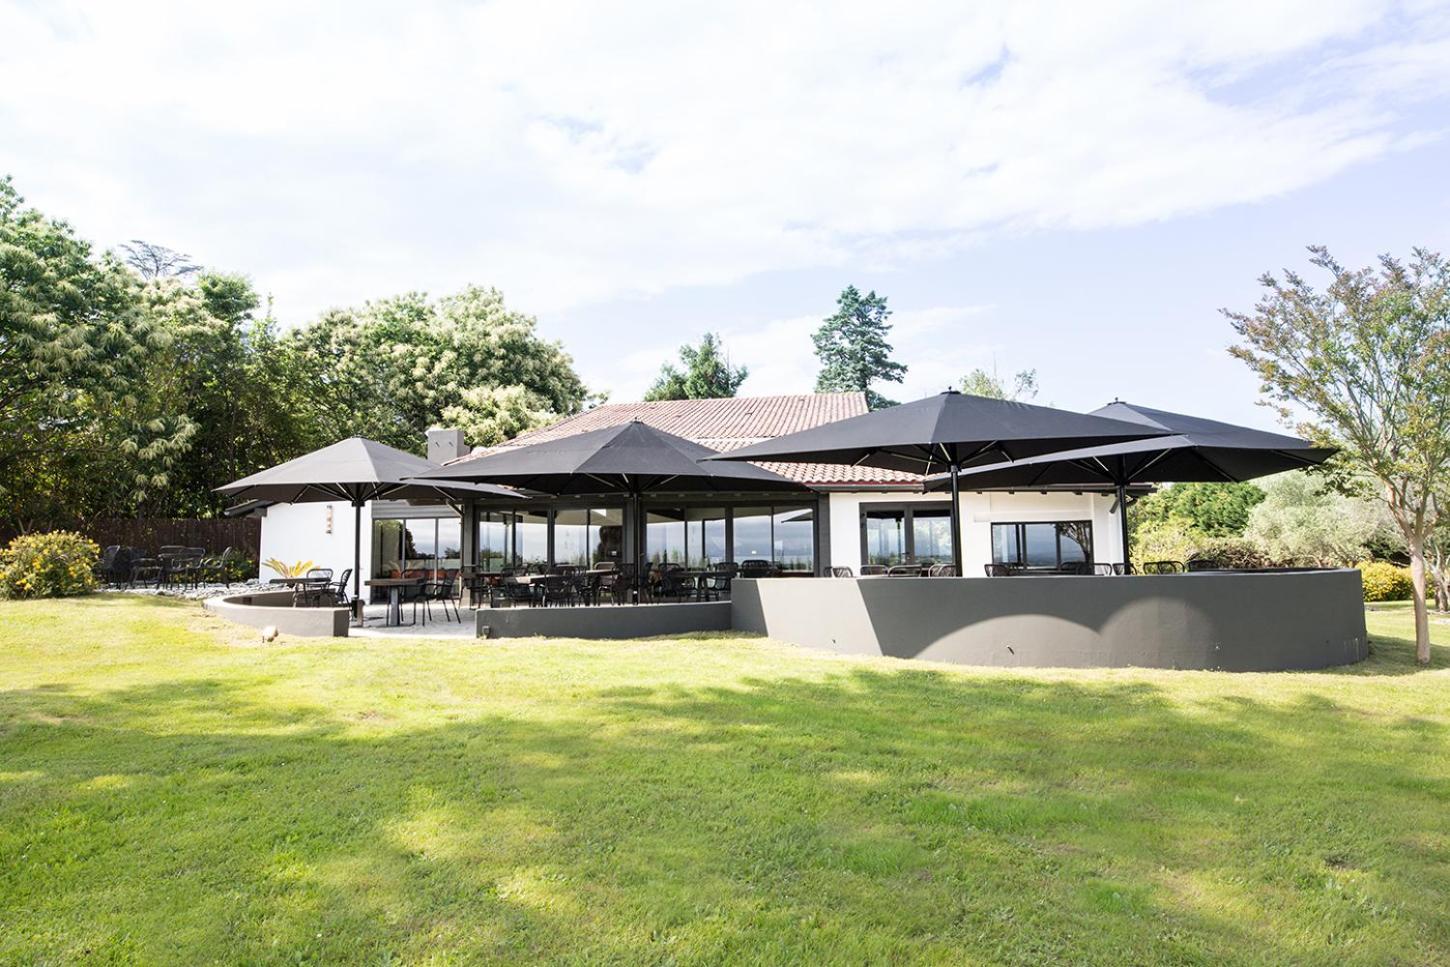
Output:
[1, 596, 1447, 965]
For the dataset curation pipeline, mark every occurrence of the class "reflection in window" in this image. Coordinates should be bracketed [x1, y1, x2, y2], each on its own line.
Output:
[476, 512, 513, 572]
[773, 506, 814, 571]
[646, 509, 687, 565]
[911, 509, 953, 565]
[516, 509, 549, 571]
[990, 521, 1094, 569]
[436, 517, 461, 571]
[861, 504, 953, 565]
[732, 506, 772, 565]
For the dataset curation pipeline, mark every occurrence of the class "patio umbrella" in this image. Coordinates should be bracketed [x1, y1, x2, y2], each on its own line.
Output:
[707, 390, 1169, 575]
[416, 420, 809, 584]
[216, 437, 520, 618]
[927, 401, 1337, 570]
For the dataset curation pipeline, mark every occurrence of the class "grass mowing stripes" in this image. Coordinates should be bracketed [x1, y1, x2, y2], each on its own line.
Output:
[0, 594, 1446, 964]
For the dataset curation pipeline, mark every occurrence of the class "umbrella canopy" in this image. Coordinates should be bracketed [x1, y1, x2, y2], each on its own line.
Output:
[418, 420, 809, 585]
[707, 390, 1170, 574]
[416, 420, 807, 495]
[931, 401, 1336, 570]
[217, 437, 520, 617]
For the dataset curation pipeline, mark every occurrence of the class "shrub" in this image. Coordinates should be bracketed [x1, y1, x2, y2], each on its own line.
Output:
[1358, 560, 1414, 602]
[1188, 537, 1276, 570]
[0, 531, 100, 599]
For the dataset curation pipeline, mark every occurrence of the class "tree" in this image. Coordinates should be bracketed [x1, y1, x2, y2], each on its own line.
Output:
[960, 366, 1039, 402]
[440, 385, 554, 448]
[0, 178, 193, 530]
[1133, 481, 1265, 538]
[644, 332, 748, 401]
[1227, 246, 1450, 663]
[1243, 471, 1402, 566]
[813, 286, 907, 409]
[280, 285, 588, 452]
[119, 240, 200, 280]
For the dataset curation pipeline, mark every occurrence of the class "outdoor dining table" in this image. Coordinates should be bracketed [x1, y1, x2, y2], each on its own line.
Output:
[365, 577, 421, 627]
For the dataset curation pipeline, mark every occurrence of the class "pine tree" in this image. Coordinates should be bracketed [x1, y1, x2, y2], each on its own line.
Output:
[812, 286, 907, 409]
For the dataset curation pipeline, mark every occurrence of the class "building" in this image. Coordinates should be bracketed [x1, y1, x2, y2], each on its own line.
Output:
[257, 392, 1127, 590]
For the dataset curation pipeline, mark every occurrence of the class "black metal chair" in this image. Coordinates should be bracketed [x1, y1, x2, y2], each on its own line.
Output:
[927, 564, 955, 576]
[738, 559, 775, 579]
[887, 564, 923, 577]
[1057, 561, 1093, 575]
[539, 573, 577, 607]
[420, 579, 460, 623]
[1185, 558, 1222, 572]
[1140, 560, 1185, 574]
[130, 555, 165, 588]
[658, 568, 699, 602]
[830, 566, 854, 578]
[984, 563, 1019, 577]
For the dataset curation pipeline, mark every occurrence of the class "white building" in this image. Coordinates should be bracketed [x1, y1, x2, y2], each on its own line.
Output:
[257, 393, 1126, 593]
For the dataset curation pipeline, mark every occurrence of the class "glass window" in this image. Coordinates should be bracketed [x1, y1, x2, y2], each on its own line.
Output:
[476, 512, 514, 572]
[911, 509, 953, 565]
[372, 519, 404, 577]
[991, 521, 1094, 569]
[516, 509, 549, 571]
[436, 517, 461, 574]
[403, 520, 436, 573]
[773, 506, 814, 572]
[646, 508, 687, 565]
[732, 506, 773, 564]
[590, 507, 624, 567]
[864, 509, 906, 565]
[554, 508, 593, 568]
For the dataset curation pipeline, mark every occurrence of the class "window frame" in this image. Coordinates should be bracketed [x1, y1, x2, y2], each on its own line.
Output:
[857, 501, 955, 566]
[989, 520, 1094, 569]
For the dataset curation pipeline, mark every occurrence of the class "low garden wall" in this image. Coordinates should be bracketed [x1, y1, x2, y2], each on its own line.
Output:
[730, 570, 1368, 671]
[203, 589, 351, 638]
[477, 601, 732, 639]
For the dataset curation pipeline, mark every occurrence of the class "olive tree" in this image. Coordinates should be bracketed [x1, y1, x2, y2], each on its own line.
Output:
[1227, 247, 1450, 664]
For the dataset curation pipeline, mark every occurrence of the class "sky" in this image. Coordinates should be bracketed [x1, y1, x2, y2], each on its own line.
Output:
[4, 0, 1450, 428]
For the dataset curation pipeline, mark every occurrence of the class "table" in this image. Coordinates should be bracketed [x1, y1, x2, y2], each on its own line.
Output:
[365, 578, 420, 627]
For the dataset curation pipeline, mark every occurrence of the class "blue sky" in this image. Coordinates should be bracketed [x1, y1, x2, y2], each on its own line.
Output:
[4, 0, 1449, 429]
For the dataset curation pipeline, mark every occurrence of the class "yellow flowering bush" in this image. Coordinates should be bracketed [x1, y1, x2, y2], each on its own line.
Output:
[1357, 560, 1413, 602]
[0, 531, 100, 599]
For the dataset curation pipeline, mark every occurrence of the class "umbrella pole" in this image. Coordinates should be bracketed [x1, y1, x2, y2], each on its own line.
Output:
[633, 490, 645, 603]
[1116, 481, 1131, 574]
[352, 500, 364, 625]
[949, 463, 964, 577]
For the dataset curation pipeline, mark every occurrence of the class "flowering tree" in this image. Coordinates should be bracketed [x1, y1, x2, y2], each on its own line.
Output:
[1227, 247, 1450, 664]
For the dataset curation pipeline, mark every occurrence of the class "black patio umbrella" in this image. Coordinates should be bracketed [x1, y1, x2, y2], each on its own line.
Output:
[707, 390, 1169, 575]
[927, 401, 1336, 570]
[216, 437, 520, 618]
[416, 420, 809, 584]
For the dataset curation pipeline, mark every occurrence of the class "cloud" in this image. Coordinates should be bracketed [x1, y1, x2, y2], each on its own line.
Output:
[2, 0, 1447, 328]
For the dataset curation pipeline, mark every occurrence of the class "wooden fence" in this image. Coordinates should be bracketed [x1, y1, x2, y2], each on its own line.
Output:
[1, 518, 261, 572]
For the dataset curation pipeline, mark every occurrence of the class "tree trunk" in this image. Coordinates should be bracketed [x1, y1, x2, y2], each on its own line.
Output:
[1408, 537, 1431, 665]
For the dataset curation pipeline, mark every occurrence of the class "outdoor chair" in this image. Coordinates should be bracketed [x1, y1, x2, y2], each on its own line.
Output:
[1185, 558, 1222, 572]
[738, 559, 775, 579]
[130, 555, 166, 588]
[1140, 560, 1185, 574]
[493, 574, 539, 608]
[1092, 563, 1117, 576]
[859, 564, 887, 576]
[539, 573, 577, 607]
[659, 568, 699, 602]
[984, 563, 1019, 577]
[887, 564, 923, 577]
[420, 580, 460, 623]
[699, 564, 734, 601]
[1057, 561, 1093, 575]
[94, 546, 122, 583]
[329, 568, 352, 605]
[830, 566, 854, 578]
[927, 564, 956, 576]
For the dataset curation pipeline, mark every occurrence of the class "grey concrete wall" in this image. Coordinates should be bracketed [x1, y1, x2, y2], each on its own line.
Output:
[204, 590, 352, 638]
[731, 570, 1367, 671]
[477, 601, 732, 639]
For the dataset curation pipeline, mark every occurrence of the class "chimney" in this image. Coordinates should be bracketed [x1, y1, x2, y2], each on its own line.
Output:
[427, 427, 469, 464]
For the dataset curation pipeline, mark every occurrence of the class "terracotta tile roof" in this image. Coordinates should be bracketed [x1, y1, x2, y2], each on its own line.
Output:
[450, 392, 924, 488]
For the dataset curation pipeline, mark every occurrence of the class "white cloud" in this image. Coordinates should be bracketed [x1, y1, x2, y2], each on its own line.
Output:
[1, 0, 1447, 327]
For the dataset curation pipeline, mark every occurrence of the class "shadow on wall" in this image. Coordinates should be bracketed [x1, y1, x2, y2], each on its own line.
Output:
[732, 572, 1369, 671]
[2, 640, 1447, 962]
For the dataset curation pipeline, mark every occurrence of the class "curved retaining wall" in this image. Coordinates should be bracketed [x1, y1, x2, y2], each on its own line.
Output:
[730, 570, 1368, 671]
[204, 590, 351, 638]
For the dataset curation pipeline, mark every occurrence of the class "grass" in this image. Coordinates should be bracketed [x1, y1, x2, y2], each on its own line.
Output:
[1, 596, 1447, 965]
